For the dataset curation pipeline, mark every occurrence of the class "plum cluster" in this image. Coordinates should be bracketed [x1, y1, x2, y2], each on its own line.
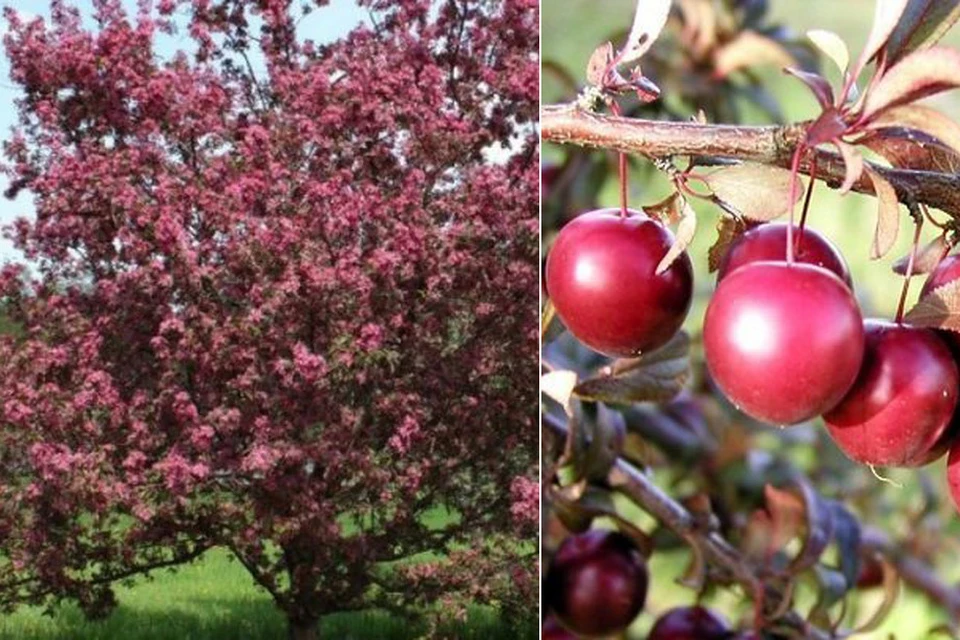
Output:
[546, 210, 960, 491]
[544, 210, 960, 637]
[708, 225, 960, 500]
[542, 529, 761, 638]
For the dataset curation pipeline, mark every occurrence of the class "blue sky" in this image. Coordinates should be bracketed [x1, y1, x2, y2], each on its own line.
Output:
[0, 0, 368, 260]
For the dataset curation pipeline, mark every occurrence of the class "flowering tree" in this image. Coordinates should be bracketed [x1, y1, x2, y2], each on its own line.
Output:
[0, 1, 539, 638]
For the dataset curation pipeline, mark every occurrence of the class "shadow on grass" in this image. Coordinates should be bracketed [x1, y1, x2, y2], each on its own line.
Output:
[0, 597, 534, 640]
[0, 548, 534, 639]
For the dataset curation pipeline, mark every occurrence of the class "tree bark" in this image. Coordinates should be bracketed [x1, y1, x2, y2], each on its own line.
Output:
[288, 619, 319, 640]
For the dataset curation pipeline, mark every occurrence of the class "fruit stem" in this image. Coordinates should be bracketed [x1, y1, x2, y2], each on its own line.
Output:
[895, 215, 924, 325]
[797, 154, 818, 251]
[937, 231, 953, 265]
[610, 101, 628, 218]
[869, 464, 903, 489]
[785, 145, 805, 265]
[618, 154, 628, 217]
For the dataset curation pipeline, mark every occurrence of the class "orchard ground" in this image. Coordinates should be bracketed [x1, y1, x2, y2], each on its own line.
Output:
[543, 0, 960, 638]
[0, 549, 523, 640]
[0, 508, 534, 639]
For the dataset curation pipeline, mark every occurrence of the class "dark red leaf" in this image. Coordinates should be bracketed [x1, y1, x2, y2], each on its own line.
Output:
[884, 0, 960, 64]
[864, 104, 960, 155]
[864, 47, 960, 118]
[708, 216, 748, 273]
[570, 403, 626, 483]
[806, 108, 848, 146]
[827, 500, 862, 590]
[586, 42, 615, 87]
[808, 565, 849, 629]
[858, 127, 960, 173]
[849, 0, 911, 82]
[787, 479, 835, 574]
[574, 331, 691, 404]
[784, 67, 835, 109]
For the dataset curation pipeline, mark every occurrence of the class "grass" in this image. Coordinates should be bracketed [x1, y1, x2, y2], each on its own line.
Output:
[0, 548, 530, 640]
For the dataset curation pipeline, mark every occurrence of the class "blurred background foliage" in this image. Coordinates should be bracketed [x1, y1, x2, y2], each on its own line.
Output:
[542, 1, 960, 638]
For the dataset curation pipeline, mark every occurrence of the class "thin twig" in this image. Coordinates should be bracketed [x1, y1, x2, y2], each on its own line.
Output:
[544, 413, 831, 640]
[861, 527, 960, 621]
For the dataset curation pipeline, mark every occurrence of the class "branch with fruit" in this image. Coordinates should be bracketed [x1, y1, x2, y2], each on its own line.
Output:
[542, 1, 960, 638]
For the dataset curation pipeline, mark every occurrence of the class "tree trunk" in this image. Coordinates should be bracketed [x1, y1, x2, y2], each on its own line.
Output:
[287, 619, 319, 640]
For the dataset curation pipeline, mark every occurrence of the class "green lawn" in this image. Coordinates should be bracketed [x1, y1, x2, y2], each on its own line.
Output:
[0, 547, 528, 640]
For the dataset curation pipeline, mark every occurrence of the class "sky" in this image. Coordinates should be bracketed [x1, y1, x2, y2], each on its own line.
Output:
[0, 0, 368, 261]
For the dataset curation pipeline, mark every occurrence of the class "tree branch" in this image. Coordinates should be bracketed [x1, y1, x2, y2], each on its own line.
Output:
[226, 544, 286, 606]
[542, 104, 960, 217]
[0, 544, 211, 609]
[544, 413, 830, 640]
[861, 527, 960, 621]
